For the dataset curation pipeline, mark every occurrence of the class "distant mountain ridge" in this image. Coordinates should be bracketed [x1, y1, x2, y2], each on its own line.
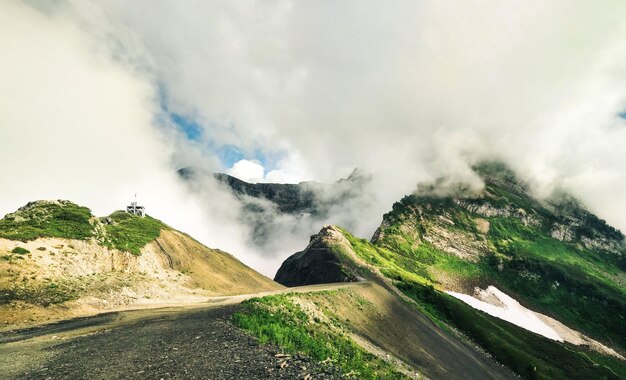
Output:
[178, 167, 369, 216]
[178, 167, 371, 245]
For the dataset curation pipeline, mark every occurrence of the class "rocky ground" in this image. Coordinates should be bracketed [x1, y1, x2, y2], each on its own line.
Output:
[0, 305, 342, 380]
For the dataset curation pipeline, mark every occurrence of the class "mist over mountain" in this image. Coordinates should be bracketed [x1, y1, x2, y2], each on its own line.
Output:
[2, 2, 626, 379]
[178, 167, 372, 250]
[2, 1, 626, 277]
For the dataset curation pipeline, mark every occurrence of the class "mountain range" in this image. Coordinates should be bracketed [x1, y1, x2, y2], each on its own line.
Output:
[1, 162, 624, 379]
[273, 162, 625, 378]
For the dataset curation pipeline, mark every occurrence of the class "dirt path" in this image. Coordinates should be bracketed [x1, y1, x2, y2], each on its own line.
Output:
[0, 305, 344, 379]
[0, 283, 359, 379]
[0, 282, 513, 379]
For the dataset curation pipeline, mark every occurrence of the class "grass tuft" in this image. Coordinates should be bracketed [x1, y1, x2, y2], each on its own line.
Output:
[11, 247, 30, 255]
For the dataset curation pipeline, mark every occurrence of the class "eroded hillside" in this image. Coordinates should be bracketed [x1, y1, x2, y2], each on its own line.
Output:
[0, 200, 280, 328]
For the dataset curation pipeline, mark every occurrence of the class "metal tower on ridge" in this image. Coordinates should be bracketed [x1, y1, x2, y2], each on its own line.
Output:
[126, 193, 145, 217]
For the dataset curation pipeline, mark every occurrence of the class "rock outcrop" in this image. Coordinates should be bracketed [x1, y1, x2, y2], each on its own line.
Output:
[274, 226, 362, 287]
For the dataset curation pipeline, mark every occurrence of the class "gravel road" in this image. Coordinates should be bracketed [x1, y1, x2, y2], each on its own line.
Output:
[0, 282, 515, 380]
[0, 305, 341, 380]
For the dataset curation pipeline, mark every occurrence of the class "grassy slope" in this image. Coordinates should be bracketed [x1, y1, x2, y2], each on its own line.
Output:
[0, 201, 168, 256]
[336, 227, 626, 379]
[101, 210, 167, 255]
[155, 229, 280, 294]
[0, 202, 167, 307]
[1, 201, 280, 310]
[233, 291, 407, 379]
[373, 182, 626, 350]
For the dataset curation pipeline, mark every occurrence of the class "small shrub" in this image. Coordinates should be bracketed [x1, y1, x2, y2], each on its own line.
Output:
[11, 247, 30, 254]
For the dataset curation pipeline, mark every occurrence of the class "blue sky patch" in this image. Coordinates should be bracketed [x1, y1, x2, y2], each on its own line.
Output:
[171, 112, 203, 141]
[160, 86, 282, 172]
[168, 110, 276, 171]
[217, 145, 246, 168]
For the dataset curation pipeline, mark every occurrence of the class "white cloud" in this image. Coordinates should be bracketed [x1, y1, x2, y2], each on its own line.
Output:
[2, 0, 626, 277]
[227, 159, 264, 182]
[0, 0, 271, 276]
[90, 0, 626, 233]
[264, 170, 300, 184]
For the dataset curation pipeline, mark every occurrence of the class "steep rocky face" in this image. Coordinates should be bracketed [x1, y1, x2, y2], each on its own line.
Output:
[274, 226, 364, 286]
[213, 173, 318, 214]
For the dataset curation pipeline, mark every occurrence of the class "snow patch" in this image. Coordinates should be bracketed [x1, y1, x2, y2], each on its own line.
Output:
[446, 286, 563, 341]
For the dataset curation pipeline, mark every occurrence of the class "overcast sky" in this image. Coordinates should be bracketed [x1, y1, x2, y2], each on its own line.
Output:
[1, 1, 626, 275]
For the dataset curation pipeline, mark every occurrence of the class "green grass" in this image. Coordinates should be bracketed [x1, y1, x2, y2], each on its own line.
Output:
[340, 227, 484, 286]
[0, 202, 168, 256]
[332, 186, 626, 378]
[342, 223, 626, 379]
[397, 281, 625, 380]
[484, 217, 626, 349]
[337, 227, 431, 285]
[233, 293, 407, 379]
[0, 202, 94, 241]
[11, 247, 30, 255]
[101, 211, 167, 255]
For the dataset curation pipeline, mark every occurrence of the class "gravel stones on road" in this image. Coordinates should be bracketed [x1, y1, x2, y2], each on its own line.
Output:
[3, 305, 342, 379]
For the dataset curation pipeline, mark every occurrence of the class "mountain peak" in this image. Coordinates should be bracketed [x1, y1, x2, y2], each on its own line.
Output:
[274, 225, 364, 286]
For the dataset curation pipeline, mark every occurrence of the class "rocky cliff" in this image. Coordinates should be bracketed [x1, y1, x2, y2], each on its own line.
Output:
[178, 167, 371, 245]
[274, 226, 364, 286]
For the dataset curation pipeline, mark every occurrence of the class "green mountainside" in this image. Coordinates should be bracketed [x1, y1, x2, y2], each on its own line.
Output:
[273, 162, 626, 379]
[371, 162, 625, 350]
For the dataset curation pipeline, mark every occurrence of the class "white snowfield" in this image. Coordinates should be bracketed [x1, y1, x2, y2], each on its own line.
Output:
[446, 285, 623, 359]
[447, 286, 564, 340]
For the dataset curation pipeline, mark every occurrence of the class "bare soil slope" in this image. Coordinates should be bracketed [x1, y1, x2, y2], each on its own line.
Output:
[0, 209, 281, 329]
[154, 229, 278, 294]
